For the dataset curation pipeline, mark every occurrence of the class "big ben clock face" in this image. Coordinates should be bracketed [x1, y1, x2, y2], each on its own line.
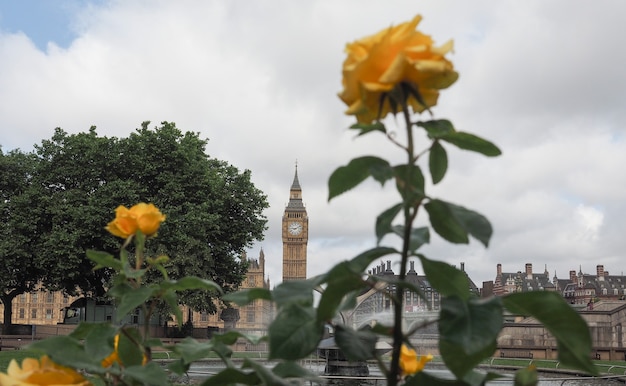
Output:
[288, 221, 302, 235]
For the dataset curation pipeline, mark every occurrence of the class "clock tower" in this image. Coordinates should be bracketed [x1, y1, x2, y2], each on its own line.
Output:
[282, 165, 308, 282]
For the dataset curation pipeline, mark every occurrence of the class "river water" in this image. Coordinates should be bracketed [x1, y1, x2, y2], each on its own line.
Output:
[185, 363, 624, 385]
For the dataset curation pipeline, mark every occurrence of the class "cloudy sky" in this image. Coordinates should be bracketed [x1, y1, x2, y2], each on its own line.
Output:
[1, 0, 625, 288]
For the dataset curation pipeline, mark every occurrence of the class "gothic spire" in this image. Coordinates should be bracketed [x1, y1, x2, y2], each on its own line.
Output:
[291, 161, 301, 191]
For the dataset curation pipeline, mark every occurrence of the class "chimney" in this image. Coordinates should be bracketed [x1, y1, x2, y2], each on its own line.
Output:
[385, 260, 394, 275]
[525, 263, 533, 280]
[570, 270, 577, 283]
[597, 265, 605, 281]
[497, 263, 502, 276]
[460, 262, 465, 272]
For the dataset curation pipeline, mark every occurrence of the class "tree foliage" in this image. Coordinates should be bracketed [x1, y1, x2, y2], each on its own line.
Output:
[0, 122, 268, 330]
[0, 149, 45, 332]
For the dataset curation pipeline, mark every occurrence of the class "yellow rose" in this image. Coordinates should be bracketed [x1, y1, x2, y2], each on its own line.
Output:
[399, 344, 433, 375]
[100, 334, 121, 368]
[101, 334, 148, 368]
[0, 356, 91, 386]
[339, 15, 458, 123]
[105, 203, 166, 238]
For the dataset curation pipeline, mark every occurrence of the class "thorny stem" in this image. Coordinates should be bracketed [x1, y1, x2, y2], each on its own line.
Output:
[389, 103, 417, 386]
[386, 131, 409, 152]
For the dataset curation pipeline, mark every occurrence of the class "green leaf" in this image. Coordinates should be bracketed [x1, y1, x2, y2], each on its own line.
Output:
[328, 156, 392, 201]
[429, 141, 448, 184]
[213, 330, 264, 347]
[269, 303, 323, 360]
[122, 264, 147, 279]
[514, 366, 538, 386]
[69, 321, 115, 340]
[391, 226, 430, 252]
[123, 363, 170, 386]
[439, 296, 503, 379]
[272, 277, 321, 308]
[440, 131, 501, 157]
[503, 291, 598, 375]
[117, 327, 145, 367]
[272, 361, 318, 381]
[171, 337, 215, 363]
[162, 290, 182, 328]
[375, 203, 403, 245]
[349, 122, 387, 136]
[223, 287, 272, 306]
[28, 336, 102, 372]
[242, 359, 294, 386]
[334, 325, 378, 361]
[113, 286, 154, 321]
[337, 291, 358, 314]
[317, 262, 366, 322]
[348, 246, 399, 273]
[424, 199, 493, 247]
[160, 276, 222, 293]
[419, 255, 470, 300]
[87, 249, 122, 271]
[82, 323, 118, 361]
[169, 335, 234, 367]
[198, 368, 259, 386]
[393, 164, 425, 204]
[370, 275, 427, 304]
[406, 370, 503, 386]
[418, 119, 455, 138]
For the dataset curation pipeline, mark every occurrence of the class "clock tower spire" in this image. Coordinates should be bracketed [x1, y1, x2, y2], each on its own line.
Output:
[282, 163, 308, 282]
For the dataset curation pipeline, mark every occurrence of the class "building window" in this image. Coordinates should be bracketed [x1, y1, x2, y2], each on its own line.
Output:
[247, 311, 255, 323]
[18, 308, 25, 319]
[45, 309, 53, 319]
[31, 309, 37, 319]
[19, 294, 26, 303]
[46, 293, 54, 303]
[200, 312, 208, 322]
[31, 293, 38, 303]
[63, 295, 69, 304]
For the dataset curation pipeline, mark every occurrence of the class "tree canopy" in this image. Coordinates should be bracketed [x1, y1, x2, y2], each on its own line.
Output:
[0, 122, 268, 331]
[0, 149, 46, 332]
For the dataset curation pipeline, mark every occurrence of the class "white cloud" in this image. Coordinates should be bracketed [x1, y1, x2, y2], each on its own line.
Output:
[1, 0, 626, 286]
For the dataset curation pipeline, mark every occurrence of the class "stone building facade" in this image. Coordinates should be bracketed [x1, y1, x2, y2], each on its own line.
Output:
[9, 290, 80, 326]
[281, 166, 308, 282]
[489, 263, 626, 305]
[351, 260, 479, 330]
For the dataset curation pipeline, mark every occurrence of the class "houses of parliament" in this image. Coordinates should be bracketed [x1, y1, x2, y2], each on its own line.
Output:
[0, 167, 309, 335]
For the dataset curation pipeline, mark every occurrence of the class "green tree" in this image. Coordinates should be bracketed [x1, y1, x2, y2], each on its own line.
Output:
[115, 122, 269, 313]
[0, 149, 45, 333]
[0, 122, 267, 332]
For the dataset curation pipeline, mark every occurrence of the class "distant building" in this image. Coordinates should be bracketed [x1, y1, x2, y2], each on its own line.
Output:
[282, 165, 308, 282]
[492, 263, 556, 296]
[490, 263, 626, 306]
[176, 249, 272, 336]
[353, 260, 479, 324]
[8, 289, 80, 326]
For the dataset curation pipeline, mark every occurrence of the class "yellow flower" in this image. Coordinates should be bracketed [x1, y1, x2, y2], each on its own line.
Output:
[0, 356, 91, 386]
[100, 334, 121, 368]
[399, 344, 433, 375]
[339, 14, 458, 123]
[101, 334, 148, 368]
[105, 203, 166, 238]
